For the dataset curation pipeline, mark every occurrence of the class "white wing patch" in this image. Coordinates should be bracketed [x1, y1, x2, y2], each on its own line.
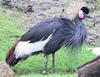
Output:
[14, 34, 52, 58]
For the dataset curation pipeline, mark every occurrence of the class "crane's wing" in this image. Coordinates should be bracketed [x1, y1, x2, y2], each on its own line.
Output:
[6, 17, 64, 66]
[20, 17, 62, 43]
[43, 18, 75, 55]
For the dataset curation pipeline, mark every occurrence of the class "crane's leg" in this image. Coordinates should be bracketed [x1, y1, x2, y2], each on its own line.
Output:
[52, 53, 55, 73]
[43, 55, 48, 74]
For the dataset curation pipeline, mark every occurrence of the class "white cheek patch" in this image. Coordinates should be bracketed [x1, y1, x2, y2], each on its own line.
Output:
[78, 10, 84, 19]
[14, 34, 52, 58]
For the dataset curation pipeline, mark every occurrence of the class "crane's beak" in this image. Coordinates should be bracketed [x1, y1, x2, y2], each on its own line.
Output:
[85, 14, 94, 19]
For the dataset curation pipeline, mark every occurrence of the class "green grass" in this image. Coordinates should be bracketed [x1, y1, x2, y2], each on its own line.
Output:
[0, 11, 25, 61]
[13, 46, 94, 76]
[0, 10, 95, 77]
[15, 73, 77, 77]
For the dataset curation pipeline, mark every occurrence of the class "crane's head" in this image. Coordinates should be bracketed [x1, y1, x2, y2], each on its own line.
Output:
[78, 7, 94, 19]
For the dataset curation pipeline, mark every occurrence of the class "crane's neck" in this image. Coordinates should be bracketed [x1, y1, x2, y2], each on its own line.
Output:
[73, 15, 83, 25]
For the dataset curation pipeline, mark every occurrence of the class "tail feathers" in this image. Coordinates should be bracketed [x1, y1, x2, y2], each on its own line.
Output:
[6, 40, 43, 66]
[10, 57, 22, 66]
[6, 40, 20, 66]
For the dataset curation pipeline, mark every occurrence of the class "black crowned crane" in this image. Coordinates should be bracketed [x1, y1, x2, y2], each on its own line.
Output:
[6, 7, 93, 74]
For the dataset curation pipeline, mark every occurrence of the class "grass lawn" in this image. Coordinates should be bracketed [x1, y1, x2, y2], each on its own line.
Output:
[0, 9, 95, 77]
[15, 73, 77, 77]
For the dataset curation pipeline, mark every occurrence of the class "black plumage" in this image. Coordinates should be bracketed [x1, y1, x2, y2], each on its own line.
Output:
[6, 6, 93, 73]
[20, 17, 62, 43]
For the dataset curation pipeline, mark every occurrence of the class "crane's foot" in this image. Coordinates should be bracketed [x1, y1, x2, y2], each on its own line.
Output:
[42, 70, 48, 75]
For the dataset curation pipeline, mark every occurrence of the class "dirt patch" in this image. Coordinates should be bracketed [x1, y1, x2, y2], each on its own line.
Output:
[0, 62, 14, 77]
